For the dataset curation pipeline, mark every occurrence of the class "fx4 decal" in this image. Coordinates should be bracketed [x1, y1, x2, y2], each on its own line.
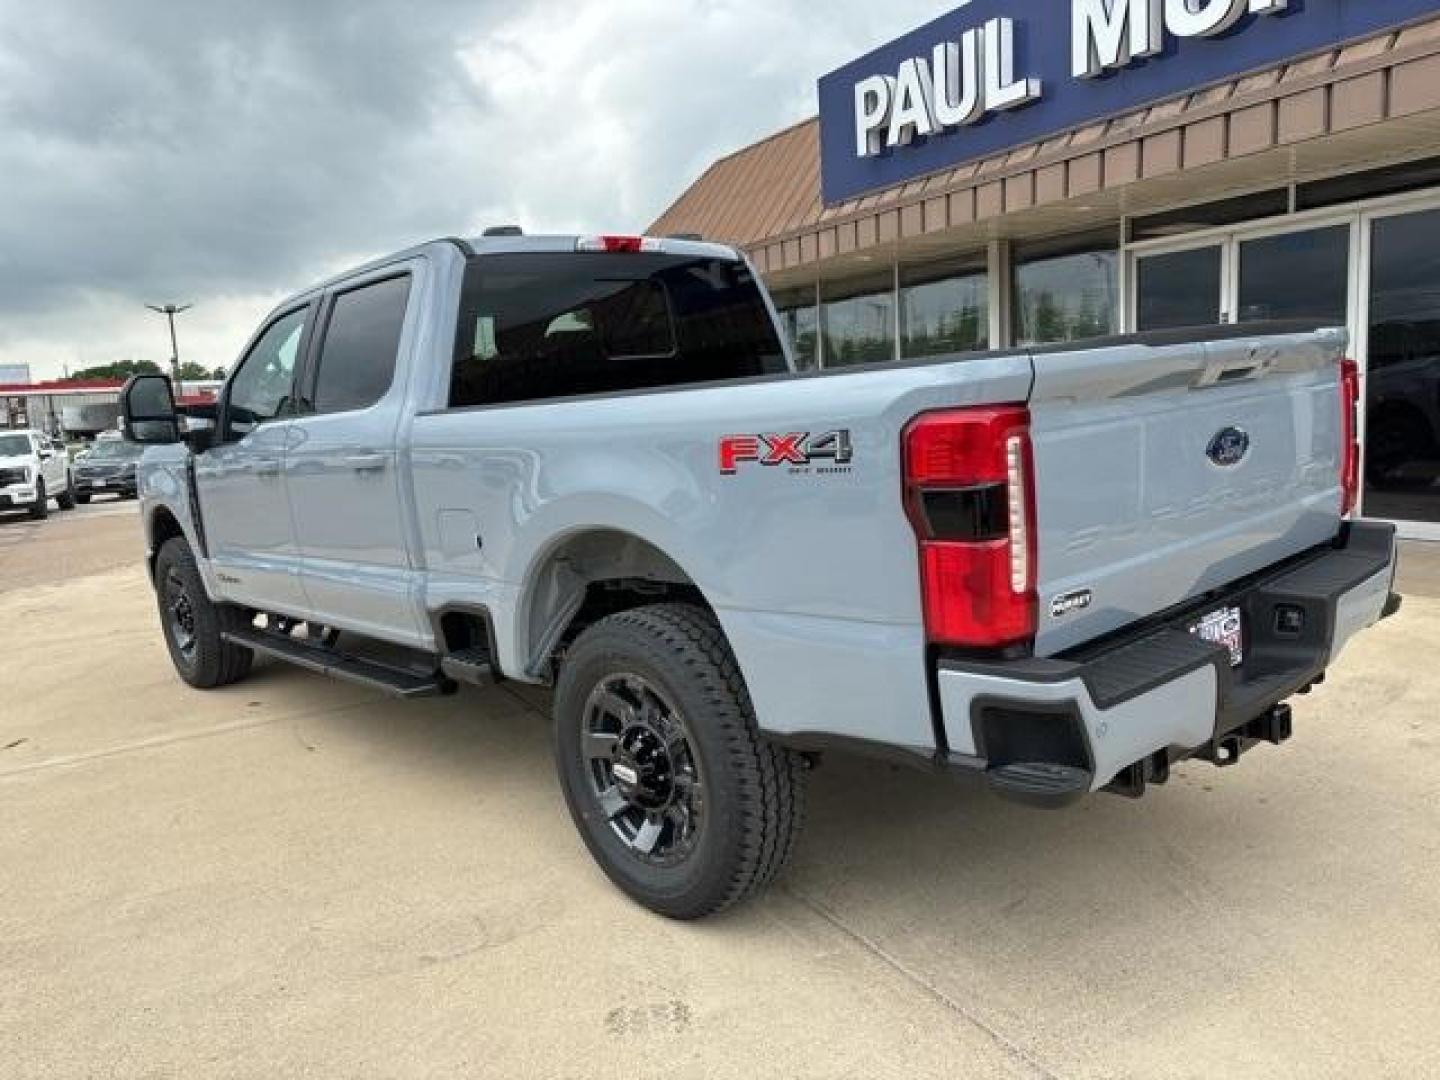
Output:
[719, 430, 854, 475]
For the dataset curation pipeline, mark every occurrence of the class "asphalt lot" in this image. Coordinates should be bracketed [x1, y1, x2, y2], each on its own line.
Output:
[2, 510, 1438, 1079]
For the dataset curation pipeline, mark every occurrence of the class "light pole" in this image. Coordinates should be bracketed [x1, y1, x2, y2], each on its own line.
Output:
[146, 303, 192, 387]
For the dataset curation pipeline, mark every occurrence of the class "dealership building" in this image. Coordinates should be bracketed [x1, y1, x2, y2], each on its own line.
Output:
[652, 0, 1440, 537]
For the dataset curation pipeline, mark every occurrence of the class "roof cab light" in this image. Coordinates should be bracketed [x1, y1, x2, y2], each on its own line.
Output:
[1339, 358, 1360, 518]
[575, 235, 666, 254]
[903, 405, 1038, 650]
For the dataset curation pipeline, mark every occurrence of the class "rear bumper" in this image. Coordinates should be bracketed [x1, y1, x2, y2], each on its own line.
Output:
[936, 520, 1399, 805]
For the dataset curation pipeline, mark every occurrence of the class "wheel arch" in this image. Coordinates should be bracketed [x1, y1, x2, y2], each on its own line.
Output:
[146, 504, 188, 582]
[516, 526, 719, 681]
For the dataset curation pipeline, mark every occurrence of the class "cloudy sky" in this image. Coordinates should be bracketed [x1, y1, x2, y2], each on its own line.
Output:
[0, 0, 948, 381]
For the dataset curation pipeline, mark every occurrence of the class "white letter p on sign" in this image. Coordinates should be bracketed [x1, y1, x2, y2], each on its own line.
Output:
[854, 75, 894, 158]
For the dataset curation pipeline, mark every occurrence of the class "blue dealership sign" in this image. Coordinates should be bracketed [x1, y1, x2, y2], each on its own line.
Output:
[818, 0, 1440, 205]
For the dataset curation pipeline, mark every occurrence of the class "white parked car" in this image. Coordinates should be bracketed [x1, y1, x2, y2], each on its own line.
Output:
[0, 429, 76, 518]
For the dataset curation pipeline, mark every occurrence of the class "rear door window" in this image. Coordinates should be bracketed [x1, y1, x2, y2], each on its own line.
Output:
[310, 275, 412, 414]
[450, 253, 787, 407]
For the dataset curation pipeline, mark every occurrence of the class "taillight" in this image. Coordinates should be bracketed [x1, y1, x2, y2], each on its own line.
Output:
[903, 406, 1037, 649]
[1339, 358, 1360, 518]
[575, 235, 665, 254]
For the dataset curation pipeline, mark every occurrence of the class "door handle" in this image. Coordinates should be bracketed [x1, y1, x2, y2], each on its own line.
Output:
[254, 460, 282, 478]
[346, 453, 388, 473]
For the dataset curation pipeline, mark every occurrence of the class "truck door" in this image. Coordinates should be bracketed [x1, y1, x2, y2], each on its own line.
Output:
[194, 304, 313, 615]
[285, 267, 424, 646]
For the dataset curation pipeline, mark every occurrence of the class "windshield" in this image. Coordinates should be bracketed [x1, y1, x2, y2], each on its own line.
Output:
[0, 433, 31, 456]
[87, 440, 143, 461]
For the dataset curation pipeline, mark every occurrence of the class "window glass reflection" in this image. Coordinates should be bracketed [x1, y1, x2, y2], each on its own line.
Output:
[1237, 226, 1349, 324]
[901, 260, 988, 357]
[771, 288, 819, 371]
[1364, 209, 1440, 524]
[1136, 246, 1222, 331]
[1014, 245, 1118, 345]
[822, 273, 895, 367]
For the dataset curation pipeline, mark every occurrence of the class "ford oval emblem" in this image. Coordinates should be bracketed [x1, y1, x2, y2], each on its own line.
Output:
[1207, 427, 1250, 468]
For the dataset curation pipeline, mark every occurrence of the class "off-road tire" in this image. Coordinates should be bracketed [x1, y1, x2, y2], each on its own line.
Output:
[56, 477, 76, 511]
[28, 479, 47, 519]
[75, 491, 91, 505]
[154, 536, 254, 689]
[554, 603, 807, 919]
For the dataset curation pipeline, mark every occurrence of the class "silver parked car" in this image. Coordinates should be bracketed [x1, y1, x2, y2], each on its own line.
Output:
[71, 438, 143, 503]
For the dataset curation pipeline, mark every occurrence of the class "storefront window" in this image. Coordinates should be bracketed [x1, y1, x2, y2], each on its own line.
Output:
[1237, 226, 1349, 324]
[1136, 246, 1223, 331]
[770, 287, 820, 371]
[822, 272, 896, 367]
[1014, 237, 1119, 346]
[900, 258, 988, 357]
[1363, 208, 1440, 525]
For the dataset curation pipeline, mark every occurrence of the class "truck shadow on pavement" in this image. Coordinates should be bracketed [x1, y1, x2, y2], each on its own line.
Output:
[250, 664, 1283, 948]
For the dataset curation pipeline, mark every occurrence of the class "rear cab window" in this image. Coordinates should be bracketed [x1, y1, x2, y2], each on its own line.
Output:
[449, 252, 788, 408]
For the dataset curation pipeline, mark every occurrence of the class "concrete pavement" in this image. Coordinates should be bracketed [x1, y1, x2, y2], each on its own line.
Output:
[1, 542, 1438, 1077]
[0, 498, 145, 595]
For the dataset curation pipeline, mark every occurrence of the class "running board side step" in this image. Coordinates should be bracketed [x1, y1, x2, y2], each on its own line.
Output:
[221, 627, 453, 699]
[985, 762, 1092, 808]
[440, 645, 497, 687]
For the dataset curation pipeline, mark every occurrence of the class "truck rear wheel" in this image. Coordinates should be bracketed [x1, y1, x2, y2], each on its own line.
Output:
[554, 604, 807, 919]
[154, 536, 253, 689]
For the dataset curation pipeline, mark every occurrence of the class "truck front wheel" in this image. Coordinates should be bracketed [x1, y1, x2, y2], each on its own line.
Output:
[554, 604, 807, 919]
[153, 536, 253, 689]
[28, 479, 47, 519]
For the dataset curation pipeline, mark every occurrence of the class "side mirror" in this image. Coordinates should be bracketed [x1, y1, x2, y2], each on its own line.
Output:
[121, 374, 180, 445]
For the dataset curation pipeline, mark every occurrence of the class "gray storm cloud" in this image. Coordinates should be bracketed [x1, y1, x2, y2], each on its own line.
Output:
[0, 0, 944, 376]
[0, 0, 497, 318]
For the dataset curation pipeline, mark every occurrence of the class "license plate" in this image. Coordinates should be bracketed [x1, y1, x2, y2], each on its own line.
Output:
[93, 480, 107, 488]
[1191, 606, 1244, 667]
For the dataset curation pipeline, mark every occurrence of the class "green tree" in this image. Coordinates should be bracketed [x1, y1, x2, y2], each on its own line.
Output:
[177, 361, 221, 381]
[64, 359, 161, 381]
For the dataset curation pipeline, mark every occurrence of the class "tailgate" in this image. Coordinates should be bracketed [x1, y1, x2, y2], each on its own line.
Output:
[1028, 325, 1348, 657]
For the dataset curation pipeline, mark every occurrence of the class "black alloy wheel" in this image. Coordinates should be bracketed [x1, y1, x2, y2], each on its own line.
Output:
[554, 604, 806, 919]
[163, 564, 198, 662]
[152, 536, 253, 689]
[28, 479, 47, 519]
[582, 673, 705, 868]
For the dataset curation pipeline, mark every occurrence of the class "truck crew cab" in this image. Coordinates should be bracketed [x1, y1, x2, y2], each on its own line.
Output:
[121, 232, 1400, 919]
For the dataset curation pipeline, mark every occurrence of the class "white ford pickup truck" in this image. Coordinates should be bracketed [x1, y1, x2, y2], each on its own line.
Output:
[121, 232, 1400, 918]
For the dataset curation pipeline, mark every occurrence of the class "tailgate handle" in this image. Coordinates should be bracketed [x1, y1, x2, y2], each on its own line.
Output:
[1193, 349, 1276, 389]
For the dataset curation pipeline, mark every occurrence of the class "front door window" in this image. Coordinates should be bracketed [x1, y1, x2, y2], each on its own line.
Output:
[224, 308, 308, 438]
